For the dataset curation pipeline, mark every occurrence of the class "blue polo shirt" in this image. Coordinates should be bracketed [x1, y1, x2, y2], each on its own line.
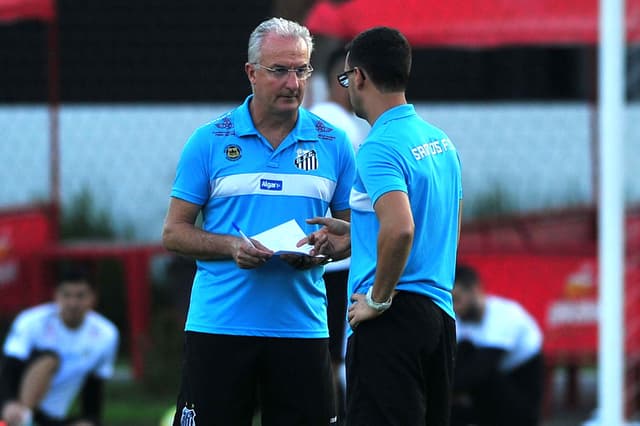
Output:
[171, 95, 356, 337]
[348, 104, 462, 319]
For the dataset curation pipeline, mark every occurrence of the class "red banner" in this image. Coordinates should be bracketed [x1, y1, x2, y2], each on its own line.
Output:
[306, 0, 640, 47]
[0, 0, 55, 23]
[458, 253, 640, 357]
[0, 206, 55, 313]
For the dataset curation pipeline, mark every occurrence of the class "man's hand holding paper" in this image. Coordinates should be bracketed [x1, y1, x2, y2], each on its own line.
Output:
[250, 219, 329, 269]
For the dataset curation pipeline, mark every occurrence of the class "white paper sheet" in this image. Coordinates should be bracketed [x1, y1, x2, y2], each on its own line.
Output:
[250, 219, 320, 256]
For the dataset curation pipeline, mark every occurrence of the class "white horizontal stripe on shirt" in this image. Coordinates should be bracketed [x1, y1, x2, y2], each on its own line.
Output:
[211, 172, 336, 203]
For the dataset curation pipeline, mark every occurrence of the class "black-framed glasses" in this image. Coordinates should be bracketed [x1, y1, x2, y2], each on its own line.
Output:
[337, 68, 357, 88]
[253, 63, 314, 80]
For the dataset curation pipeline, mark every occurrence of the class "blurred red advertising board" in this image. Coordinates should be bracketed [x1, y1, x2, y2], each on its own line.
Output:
[458, 253, 640, 356]
[306, 0, 640, 47]
[0, 0, 55, 23]
[0, 205, 55, 313]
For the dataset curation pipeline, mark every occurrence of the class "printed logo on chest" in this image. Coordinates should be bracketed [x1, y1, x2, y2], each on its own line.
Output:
[294, 149, 318, 171]
[224, 144, 242, 161]
[260, 179, 283, 191]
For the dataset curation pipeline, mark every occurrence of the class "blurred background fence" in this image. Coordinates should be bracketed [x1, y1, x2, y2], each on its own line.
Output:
[1, 0, 640, 424]
[4, 103, 639, 241]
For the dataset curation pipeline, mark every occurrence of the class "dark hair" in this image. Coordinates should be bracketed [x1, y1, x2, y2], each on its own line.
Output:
[325, 47, 347, 85]
[346, 26, 411, 92]
[56, 262, 94, 289]
[454, 264, 480, 290]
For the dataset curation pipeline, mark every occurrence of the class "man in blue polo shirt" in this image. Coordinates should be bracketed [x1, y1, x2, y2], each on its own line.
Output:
[304, 27, 463, 426]
[161, 17, 356, 426]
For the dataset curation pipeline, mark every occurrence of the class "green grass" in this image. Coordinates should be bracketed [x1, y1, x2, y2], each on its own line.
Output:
[101, 370, 598, 426]
[102, 377, 261, 426]
[103, 379, 174, 426]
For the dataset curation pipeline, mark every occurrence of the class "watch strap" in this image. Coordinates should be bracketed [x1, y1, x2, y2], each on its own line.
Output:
[365, 286, 392, 312]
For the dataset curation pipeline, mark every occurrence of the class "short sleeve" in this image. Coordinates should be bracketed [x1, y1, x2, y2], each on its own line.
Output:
[357, 140, 407, 207]
[330, 133, 356, 212]
[93, 327, 119, 379]
[170, 125, 213, 205]
[480, 303, 524, 350]
[2, 313, 36, 360]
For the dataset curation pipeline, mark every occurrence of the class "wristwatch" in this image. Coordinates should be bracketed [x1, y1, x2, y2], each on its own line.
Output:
[365, 286, 392, 312]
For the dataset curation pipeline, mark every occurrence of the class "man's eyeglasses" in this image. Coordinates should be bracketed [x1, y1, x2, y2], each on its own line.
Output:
[337, 68, 357, 88]
[253, 63, 314, 80]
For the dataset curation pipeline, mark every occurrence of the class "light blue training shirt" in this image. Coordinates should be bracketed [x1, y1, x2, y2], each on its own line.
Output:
[171, 95, 356, 338]
[348, 104, 462, 319]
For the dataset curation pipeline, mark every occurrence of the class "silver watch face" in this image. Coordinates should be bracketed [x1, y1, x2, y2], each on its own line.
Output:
[372, 303, 389, 312]
[366, 287, 392, 311]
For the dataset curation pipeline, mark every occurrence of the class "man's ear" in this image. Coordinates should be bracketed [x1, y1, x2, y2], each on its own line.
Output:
[245, 62, 256, 85]
[354, 67, 367, 90]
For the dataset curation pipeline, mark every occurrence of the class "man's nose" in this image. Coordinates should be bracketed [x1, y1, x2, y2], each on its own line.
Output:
[284, 71, 300, 89]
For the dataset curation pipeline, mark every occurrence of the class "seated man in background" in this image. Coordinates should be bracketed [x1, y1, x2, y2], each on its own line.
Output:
[452, 264, 544, 426]
[0, 264, 119, 426]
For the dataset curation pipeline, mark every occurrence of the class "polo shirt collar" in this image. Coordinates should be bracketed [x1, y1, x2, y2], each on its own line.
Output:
[372, 103, 416, 130]
[233, 95, 318, 143]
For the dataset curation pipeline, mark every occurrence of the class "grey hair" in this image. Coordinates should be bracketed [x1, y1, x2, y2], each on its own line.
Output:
[247, 17, 314, 64]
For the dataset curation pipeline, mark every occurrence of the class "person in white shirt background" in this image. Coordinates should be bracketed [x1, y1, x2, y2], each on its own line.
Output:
[452, 264, 544, 426]
[0, 264, 119, 426]
[309, 47, 369, 422]
[310, 47, 369, 153]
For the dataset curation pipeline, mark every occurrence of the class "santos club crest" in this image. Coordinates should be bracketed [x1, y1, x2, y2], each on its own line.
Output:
[294, 149, 318, 171]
